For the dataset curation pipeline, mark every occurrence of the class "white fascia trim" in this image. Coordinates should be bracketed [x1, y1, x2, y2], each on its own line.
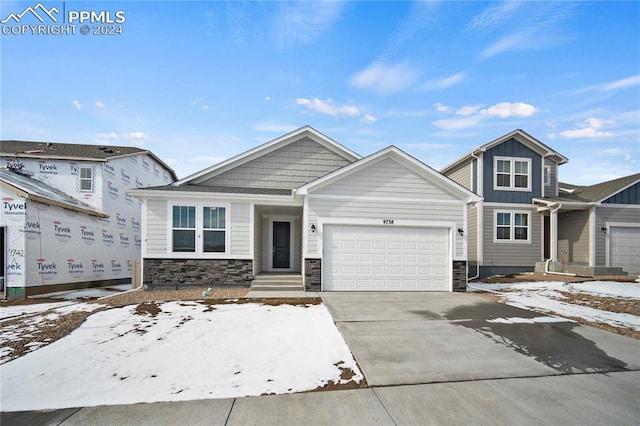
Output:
[132, 190, 301, 204]
[597, 203, 640, 209]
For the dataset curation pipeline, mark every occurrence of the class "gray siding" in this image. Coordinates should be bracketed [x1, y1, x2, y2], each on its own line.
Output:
[146, 199, 168, 254]
[230, 202, 251, 256]
[602, 182, 640, 204]
[482, 205, 542, 267]
[558, 210, 589, 264]
[544, 158, 558, 197]
[595, 206, 640, 266]
[316, 158, 461, 200]
[483, 138, 542, 203]
[468, 205, 478, 261]
[199, 137, 351, 189]
[308, 198, 465, 258]
[445, 161, 472, 191]
[472, 159, 478, 194]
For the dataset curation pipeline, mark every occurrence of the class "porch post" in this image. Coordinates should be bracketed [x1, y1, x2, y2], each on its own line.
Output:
[550, 205, 559, 261]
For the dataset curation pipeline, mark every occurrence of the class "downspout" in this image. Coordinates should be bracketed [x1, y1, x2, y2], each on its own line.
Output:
[545, 203, 576, 276]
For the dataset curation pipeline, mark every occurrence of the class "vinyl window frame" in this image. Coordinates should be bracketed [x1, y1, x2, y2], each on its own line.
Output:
[494, 156, 532, 192]
[493, 210, 531, 243]
[170, 203, 229, 255]
[79, 166, 94, 192]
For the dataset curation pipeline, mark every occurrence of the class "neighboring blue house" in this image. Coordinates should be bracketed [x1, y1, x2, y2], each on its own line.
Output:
[442, 129, 639, 277]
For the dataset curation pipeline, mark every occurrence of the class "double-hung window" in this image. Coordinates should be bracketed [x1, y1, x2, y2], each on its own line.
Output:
[494, 157, 531, 191]
[171, 204, 227, 253]
[79, 167, 93, 192]
[495, 211, 530, 242]
[172, 205, 196, 252]
[203, 206, 226, 252]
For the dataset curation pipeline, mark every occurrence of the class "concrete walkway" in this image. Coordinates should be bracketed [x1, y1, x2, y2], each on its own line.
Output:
[3, 292, 639, 425]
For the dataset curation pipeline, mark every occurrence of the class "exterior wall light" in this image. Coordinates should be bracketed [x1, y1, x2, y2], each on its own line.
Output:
[310, 224, 316, 233]
[601, 227, 607, 234]
[457, 228, 464, 236]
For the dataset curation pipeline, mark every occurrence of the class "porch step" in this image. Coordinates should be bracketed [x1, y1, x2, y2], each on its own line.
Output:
[535, 262, 628, 277]
[251, 274, 304, 291]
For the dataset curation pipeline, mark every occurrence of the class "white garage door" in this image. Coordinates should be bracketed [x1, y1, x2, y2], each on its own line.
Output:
[323, 225, 450, 291]
[610, 226, 640, 275]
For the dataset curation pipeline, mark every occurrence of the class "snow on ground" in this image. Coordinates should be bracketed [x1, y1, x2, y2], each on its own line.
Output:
[0, 301, 75, 320]
[469, 281, 640, 331]
[0, 301, 363, 412]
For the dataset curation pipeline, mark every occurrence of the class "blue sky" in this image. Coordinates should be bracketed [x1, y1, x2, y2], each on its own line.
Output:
[1, 1, 639, 184]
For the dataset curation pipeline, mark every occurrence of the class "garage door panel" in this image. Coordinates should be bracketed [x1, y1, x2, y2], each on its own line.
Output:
[323, 225, 450, 291]
[610, 226, 640, 275]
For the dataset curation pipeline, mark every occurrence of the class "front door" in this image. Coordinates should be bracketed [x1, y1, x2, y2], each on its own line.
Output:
[273, 222, 290, 269]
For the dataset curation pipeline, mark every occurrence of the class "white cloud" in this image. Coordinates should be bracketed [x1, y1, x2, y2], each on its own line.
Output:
[456, 105, 481, 116]
[433, 115, 483, 130]
[274, 1, 343, 47]
[421, 72, 466, 91]
[577, 75, 640, 93]
[95, 132, 118, 140]
[253, 122, 299, 132]
[434, 102, 452, 113]
[71, 100, 82, 110]
[265, 96, 271, 102]
[202, 105, 210, 110]
[468, 1, 524, 31]
[480, 102, 538, 118]
[360, 114, 377, 124]
[296, 97, 359, 117]
[559, 117, 615, 139]
[94, 101, 104, 108]
[349, 62, 418, 95]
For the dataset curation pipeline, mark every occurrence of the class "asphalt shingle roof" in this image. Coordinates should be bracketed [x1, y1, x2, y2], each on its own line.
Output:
[1, 140, 145, 160]
[547, 173, 640, 203]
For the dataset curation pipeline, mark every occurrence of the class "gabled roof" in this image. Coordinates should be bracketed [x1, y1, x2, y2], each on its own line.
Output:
[297, 145, 482, 203]
[1, 140, 178, 181]
[534, 173, 640, 205]
[558, 173, 640, 203]
[441, 129, 569, 174]
[0, 168, 109, 218]
[174, 126, 361, 186]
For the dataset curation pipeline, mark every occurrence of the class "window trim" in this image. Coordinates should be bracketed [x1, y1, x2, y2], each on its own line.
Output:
[493, 156, 532, 192]
[79, 166, 94, 192]
[169, 202, 230, 255]
[493, 210, 531, 243]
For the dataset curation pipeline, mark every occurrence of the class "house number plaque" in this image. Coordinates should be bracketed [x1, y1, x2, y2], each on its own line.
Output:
[383, 219, 394, 224]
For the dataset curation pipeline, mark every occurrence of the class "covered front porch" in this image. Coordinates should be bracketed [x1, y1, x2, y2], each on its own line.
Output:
[253, 205, 304, 275]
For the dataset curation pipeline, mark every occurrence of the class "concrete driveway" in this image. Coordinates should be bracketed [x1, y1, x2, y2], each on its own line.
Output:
[321, 292, 640, 385]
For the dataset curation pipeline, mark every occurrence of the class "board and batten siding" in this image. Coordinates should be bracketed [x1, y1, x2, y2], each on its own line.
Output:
[198, 137, 351, 189]
[308, 198, 465, 258]
[595, 206, 640, 266]
[482, 205, 542, 266]
[602, 182, 640, 204]
[145, 199, 168, 254]
[558, 209, 589, 264]
[315, 158, 464, 200]
[444, 161, 472, 191]
[483, 138, 542, 203]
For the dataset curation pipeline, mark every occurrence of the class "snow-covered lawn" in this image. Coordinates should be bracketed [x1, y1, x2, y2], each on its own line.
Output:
[0, 300, 363, 412]
[468, 281, 640, 332]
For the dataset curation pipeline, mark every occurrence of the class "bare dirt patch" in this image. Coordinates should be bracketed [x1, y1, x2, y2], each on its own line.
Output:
[134, 302, 162, 317]
[101, 287, 250, 308]
[475, 272, 637, 284]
